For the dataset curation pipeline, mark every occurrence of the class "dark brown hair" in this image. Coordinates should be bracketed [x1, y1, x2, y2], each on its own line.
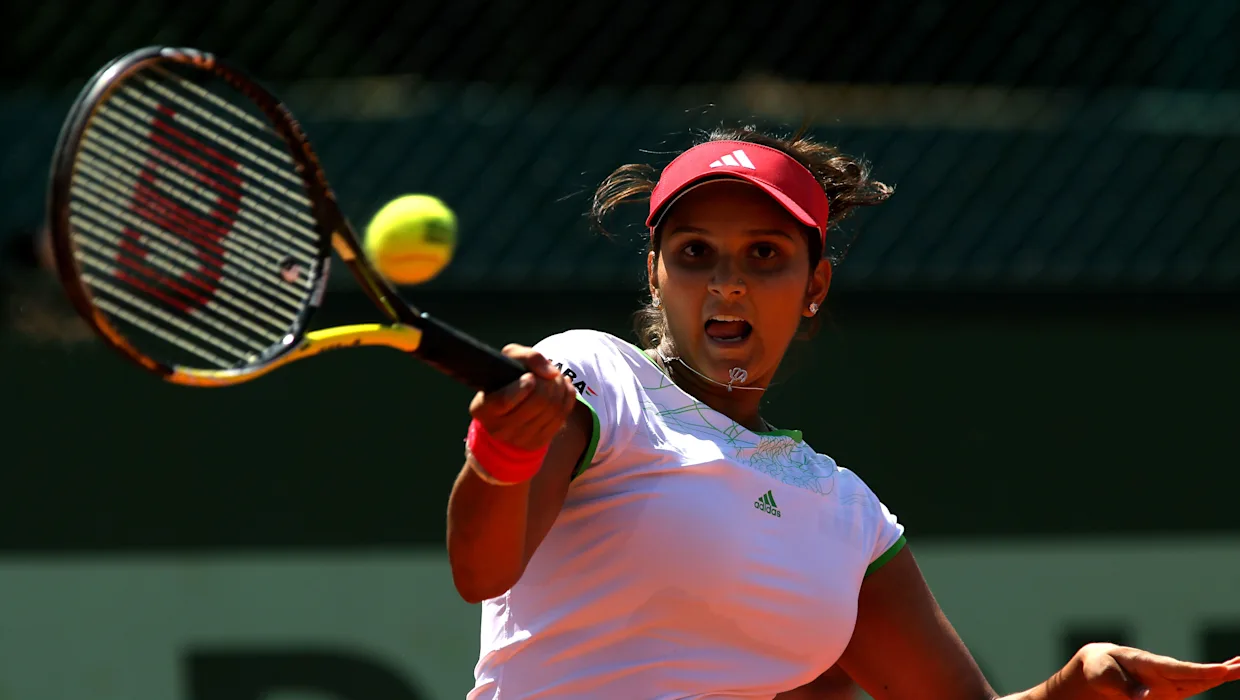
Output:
[590, 125, 894, 350]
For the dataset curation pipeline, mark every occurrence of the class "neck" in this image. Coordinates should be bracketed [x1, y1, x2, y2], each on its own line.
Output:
[654, 342, 770, 432]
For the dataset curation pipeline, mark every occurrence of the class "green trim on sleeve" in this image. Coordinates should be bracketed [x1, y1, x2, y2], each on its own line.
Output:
[864, 535, 907, 578]
[570, 393, 602, 480]
[752, 428, 803, 443]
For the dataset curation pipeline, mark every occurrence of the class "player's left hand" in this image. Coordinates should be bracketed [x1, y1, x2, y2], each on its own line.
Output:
[1075, 643, 1240, 699]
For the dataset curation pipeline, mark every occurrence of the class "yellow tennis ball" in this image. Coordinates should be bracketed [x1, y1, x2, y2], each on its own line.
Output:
[363, 194, 457, 285]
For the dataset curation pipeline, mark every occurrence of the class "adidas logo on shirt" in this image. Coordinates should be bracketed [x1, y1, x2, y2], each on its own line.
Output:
[754, 490, 781, 518]
[709, 149, 757, 170]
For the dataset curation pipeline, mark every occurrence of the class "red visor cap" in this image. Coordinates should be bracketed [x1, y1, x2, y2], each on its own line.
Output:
[645, 140, 830, 247]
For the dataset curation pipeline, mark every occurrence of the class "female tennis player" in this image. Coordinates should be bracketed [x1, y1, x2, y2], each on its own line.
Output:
[446, 127, 1240, 699]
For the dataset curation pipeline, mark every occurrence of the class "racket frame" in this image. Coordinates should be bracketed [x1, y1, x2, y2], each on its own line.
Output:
[47, 46, 525, 392]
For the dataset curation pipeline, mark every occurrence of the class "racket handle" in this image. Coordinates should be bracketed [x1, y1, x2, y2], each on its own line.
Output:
[414, 312, 527, 392]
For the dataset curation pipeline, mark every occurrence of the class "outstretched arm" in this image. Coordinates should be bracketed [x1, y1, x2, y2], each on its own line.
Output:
[835, 546, 1240, 700]
[1007, 644, 1240, 700]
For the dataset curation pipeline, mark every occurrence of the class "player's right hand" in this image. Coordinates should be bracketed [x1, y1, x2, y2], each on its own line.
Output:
[468, 344, 578, 452]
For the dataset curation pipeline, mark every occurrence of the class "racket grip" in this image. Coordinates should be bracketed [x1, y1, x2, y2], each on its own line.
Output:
[413, 312, 527, 392]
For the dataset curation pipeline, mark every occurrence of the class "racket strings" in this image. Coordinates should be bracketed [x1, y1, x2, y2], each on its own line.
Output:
[71, 131, 298, 358]
[113, 89, 318, 229]
[73, 149, 308, 309]
[70, 214, 296, 339]
[91, 84, 319, 270]
[67, 64, 323, 369]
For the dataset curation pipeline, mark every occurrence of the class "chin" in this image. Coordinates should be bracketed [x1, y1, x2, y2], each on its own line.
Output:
[699, 335, 763, 377]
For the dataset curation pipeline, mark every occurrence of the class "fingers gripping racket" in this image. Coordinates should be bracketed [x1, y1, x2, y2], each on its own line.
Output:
[46, 46, 525, 391]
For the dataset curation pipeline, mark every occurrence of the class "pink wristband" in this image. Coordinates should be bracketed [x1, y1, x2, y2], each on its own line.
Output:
[465, 419, 550, 485]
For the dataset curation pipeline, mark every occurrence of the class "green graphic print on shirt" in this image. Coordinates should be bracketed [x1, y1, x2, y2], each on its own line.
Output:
[638, 372, 838, 496]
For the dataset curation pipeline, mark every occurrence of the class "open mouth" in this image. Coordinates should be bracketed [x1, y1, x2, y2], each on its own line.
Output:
[705, 315, 753, 343]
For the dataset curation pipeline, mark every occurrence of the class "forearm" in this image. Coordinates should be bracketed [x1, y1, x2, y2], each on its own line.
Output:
[446, 459, 532, 603]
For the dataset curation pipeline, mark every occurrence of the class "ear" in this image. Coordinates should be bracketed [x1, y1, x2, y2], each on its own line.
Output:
[647, 250, 659, 301]
[804, 259, 832, 316]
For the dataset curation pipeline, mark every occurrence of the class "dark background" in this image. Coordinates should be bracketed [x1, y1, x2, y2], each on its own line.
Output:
[2, 0, 1236, 550]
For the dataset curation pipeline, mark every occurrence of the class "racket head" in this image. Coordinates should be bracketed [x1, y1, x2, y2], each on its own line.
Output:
[46, 46, 369, 385]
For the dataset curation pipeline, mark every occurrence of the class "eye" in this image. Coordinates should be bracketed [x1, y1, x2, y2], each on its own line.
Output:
[682, 241, 708, 258]
[751, 243, 779, 260]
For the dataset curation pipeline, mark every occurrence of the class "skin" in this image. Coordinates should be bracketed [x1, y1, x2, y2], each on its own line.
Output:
[445, 177, 1240, 699]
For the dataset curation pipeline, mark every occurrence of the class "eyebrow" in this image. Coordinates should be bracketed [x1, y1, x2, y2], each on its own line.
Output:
[667, 225, 794, 239]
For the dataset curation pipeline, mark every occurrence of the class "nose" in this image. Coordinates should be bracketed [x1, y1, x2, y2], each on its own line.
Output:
[707, 255, 746, 298]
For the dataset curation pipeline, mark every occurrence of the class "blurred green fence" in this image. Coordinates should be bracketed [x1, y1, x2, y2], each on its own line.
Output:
[2, 0, 1238, 291]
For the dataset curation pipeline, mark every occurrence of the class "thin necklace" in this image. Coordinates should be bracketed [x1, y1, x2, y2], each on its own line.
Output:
[654, 346, 765, 394]
[652, 346, 774, 432]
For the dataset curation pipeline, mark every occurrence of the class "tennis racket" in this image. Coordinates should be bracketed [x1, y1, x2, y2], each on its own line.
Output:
[46, 45, 525, 391]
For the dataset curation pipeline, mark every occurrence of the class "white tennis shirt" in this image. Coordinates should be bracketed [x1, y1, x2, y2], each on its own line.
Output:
[470, 329, 906, 699]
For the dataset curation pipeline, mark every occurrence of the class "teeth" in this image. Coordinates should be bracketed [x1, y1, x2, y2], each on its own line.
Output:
[709, 315, 747, 323]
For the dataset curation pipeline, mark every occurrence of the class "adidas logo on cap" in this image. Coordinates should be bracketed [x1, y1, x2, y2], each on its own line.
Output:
[710, 149, 757, 170]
